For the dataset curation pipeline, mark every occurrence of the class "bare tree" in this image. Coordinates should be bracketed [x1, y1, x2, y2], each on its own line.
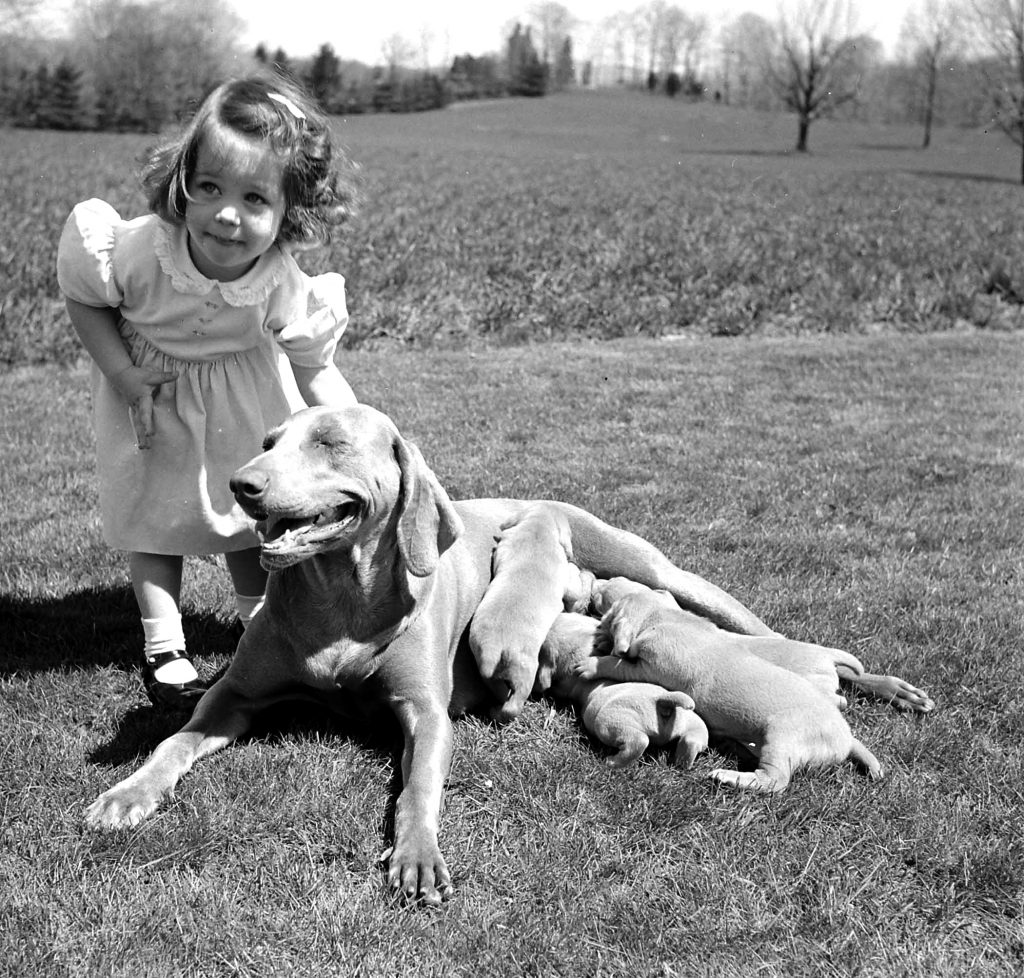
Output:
[971, 0, 1024, 181]
[719, 12, 775, 107]
[599, 11, 631, 86]
[418, 24, 435, 72]
[72, 0, 243, 131]
[381, 33, 414, 79]
[628, 8, 648, 84]
[770, 0, 866, 151]
[642, 0, 667, 81]
[529, 1, 573, 69]
[657, 6, 709, 85]
[899, 0, 964, 147]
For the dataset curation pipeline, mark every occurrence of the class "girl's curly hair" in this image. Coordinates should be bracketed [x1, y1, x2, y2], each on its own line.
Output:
[140, 74, 356, 247]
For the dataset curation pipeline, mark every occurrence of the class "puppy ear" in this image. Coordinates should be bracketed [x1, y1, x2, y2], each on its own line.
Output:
[393, 435, 463, 577]
[670, 690, 696, 711]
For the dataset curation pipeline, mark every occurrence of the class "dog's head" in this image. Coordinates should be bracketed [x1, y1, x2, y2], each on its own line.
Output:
[230, 404, 463, 574]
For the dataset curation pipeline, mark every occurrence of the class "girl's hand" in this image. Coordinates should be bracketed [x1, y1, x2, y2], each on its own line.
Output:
[110, 364, 178, 449]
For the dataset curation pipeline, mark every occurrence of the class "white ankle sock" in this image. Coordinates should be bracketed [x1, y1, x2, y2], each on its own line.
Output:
[141, 614, 197, 683]
[234, 592, 266, 629]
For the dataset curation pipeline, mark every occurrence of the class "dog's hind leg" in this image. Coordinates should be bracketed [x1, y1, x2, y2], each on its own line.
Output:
[710, 740, 794, 793]
[849, 738, 884, 781]
[600, 729, 651, 768]
[838, 668, 935, 713]
[552, 502, 775, 637]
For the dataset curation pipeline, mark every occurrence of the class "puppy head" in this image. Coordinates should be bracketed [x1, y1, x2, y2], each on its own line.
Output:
[596, 591, 642, 654]
[589, 577, 650, 615]
[562, 565, 596, 613]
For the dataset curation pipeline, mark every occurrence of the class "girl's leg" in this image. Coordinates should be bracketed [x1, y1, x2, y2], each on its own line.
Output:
[128, 551, 202, 693]
[224, 547, 269, 629]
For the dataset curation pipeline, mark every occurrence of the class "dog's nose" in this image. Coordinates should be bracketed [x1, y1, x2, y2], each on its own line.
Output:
[230, 470, 270, 501]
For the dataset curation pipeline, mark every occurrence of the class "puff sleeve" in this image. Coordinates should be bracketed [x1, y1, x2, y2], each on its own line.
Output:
[56, 198, 125, 308]
[272, 272, 349, 368]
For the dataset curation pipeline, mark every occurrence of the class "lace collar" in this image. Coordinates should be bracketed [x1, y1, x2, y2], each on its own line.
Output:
[153, 220, 287, 307]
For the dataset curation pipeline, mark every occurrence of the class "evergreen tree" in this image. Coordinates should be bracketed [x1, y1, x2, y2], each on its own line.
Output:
[272, 48, 291, 78]
[308, 43, 341, 111]
[553, 36, 574, 90]
[31, 63, 49, 125]
[507, 24, 546, 96]
[46, 59, 83, 129]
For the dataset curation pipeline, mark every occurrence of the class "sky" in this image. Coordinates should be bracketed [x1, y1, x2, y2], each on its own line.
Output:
[232, 0, 914, 66]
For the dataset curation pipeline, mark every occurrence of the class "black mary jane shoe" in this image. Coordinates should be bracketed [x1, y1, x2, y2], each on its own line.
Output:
[142, 649, 208, 710]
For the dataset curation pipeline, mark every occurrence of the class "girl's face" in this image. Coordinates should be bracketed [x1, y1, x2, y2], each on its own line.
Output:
[184, 124, 287, 282]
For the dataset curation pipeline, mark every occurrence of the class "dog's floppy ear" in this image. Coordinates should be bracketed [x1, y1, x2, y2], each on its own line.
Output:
[393, 435, 463, 578]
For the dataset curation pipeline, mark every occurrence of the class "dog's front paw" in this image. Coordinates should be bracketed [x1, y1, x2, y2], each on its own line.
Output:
[84, 784, 163, 830]
[381, 833, 454, 908]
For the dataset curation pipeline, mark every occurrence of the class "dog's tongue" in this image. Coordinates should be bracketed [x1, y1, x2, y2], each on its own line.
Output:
[263, 516, 312, 544]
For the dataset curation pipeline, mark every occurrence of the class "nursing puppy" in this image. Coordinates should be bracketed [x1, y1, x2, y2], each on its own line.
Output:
[469, 504, 579, 721]
[578, 582, 883, 792]
[589, 578, 932, 712]
[538, 612, 709, 769]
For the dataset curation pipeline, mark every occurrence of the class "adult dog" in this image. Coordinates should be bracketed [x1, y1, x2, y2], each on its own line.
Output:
[83, 404, 778, 905]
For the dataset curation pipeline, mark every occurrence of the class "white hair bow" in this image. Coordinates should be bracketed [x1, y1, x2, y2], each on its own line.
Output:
[268, 92, 307, 121]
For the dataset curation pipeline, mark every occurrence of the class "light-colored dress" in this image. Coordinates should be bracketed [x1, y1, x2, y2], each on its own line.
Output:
[57, 198, 348, 555]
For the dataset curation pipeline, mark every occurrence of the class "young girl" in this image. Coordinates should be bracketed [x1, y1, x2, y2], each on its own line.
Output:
[57, 75, 358, 710]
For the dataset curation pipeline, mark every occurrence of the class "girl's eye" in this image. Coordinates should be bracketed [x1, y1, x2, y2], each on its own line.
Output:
[197, 181, 219, 195]
[245, 193, 268, 206]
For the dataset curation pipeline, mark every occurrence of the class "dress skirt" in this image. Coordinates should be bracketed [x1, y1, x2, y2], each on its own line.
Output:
[93, 321, 303, 554]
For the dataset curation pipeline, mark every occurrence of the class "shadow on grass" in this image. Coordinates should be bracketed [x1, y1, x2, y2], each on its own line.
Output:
[85, 691, 404, 769]
[1, 585, 240, 675]
[904, 168, 1021, 186]
[857, 142, 924, 152]
[675, 146, 796, 159]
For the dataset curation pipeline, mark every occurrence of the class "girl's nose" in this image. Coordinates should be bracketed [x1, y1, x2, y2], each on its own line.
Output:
[216, 205, 241, 225]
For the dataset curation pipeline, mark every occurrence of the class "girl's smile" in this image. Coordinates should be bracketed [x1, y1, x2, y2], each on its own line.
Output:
[185, 125, 286, 282]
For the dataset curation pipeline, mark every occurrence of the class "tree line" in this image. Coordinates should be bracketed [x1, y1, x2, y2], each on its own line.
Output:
[4, 0, 1024, 178]
[0, 0, 576, 131]
[587, 0, 1024, 164]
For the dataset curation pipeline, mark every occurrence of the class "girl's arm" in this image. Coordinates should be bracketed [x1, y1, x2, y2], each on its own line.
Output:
[291, 361, 357, 408]
[65, 298, 177, 447]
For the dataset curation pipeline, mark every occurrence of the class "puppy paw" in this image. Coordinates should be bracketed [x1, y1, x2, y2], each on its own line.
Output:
[710, 768, 784, 792]
[573, 659, 599, 680]
[672, 734, 707, 769]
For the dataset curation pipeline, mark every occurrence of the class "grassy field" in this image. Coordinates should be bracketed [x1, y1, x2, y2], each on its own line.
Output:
[2, 92, 1024, 976]
[3, 90, 1024, 364]
[3, 331, 1024, 977]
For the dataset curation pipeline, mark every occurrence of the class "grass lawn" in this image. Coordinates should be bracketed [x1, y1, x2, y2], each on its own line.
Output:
[5, 90, 1024, 365]
[2, 330, 1023, 976]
